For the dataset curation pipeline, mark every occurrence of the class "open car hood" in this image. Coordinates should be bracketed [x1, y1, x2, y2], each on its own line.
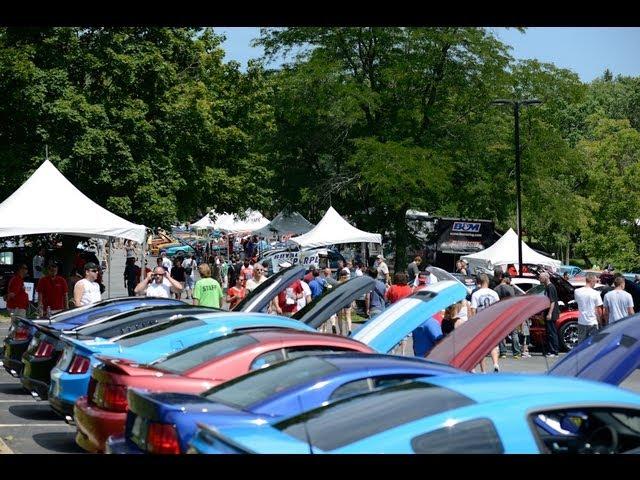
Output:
[549, 313, 640, 385]
[428, 266, 472, 294]
[295, 277, 375, 329]
[427, 295, 550, 371]
[351, 280, 468, 353]
[233, 265, 306, 313]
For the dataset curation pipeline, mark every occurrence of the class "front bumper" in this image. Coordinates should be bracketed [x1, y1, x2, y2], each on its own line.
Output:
[74, 396, 127, 453]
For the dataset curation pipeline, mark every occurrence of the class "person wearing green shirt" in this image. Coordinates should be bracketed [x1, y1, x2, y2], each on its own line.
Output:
[193, 263, 223, 308]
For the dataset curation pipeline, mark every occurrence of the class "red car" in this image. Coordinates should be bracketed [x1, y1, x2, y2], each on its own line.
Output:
[73, 328, 373, 453]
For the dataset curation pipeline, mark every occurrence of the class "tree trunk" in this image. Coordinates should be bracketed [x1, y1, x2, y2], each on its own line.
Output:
[393, 204, 409, 273]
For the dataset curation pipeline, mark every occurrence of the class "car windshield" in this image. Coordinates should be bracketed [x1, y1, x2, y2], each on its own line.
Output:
[150, 332, 258, 374]
[203, 356, 339, 409]
[115, 317, 205, 347]
[527, 284, 546, 296]
[274, 380, 474, 451]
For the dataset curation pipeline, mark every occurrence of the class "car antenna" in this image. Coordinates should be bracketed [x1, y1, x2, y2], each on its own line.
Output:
[296, 395, 313, 455]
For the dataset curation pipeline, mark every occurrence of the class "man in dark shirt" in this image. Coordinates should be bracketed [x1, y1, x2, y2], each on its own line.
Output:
[539, 272, 560, 356]
[407, 256, 422, 285]
[495, 274, 522, 358]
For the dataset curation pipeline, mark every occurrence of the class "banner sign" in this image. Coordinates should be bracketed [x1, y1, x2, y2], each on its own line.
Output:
[270, 251, 320, 273]
[436, 219, 495, 254]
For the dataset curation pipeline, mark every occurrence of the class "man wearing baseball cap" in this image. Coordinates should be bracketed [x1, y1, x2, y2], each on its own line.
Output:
[73, 262, 102, 307]
[375, 254, 390, 284]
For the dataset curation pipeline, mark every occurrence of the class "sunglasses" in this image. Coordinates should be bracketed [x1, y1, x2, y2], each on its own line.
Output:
[89, 269, 99, 273]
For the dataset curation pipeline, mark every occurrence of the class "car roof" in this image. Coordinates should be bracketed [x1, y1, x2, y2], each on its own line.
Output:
[242, 329, 365, 347]
[315, 353, 462, 374]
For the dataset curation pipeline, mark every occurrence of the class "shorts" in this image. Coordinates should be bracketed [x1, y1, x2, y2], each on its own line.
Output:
[185, 276, 195, 290]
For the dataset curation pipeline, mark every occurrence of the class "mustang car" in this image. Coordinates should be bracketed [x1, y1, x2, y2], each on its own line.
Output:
[46, 312, 316, 419]
[188, 373, 640, 454]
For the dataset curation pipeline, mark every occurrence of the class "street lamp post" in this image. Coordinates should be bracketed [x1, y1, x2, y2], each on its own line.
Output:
[492, 98, 542, 274]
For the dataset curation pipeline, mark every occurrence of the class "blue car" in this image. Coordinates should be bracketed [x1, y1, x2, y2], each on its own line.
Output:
[106, 354, 464, 454]
[188, 373, 640, 454]
[104, 280, 468, 453]
[2, 297, 183, 377]
[558, 265, 583, 277]
[47, 312, 316, 419]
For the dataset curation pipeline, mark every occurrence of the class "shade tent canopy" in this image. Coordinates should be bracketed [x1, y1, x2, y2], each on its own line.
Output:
[461, 228, 561, 273]
[192, 209, 270, 234]
[254, 211, 315, 238]
[0, 160, 146, 243]
[290, 206, 381, 248]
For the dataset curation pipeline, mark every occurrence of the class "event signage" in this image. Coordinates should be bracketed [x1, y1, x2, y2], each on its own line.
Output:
[270, 251, 320, 273]
[436, 218, 496, 254]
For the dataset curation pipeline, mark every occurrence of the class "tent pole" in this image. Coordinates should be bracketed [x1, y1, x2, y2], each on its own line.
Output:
[107, 237, 111, 299]
[140, 232, 147, 295]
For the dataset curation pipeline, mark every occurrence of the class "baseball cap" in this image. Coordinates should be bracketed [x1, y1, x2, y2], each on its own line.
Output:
[84, 262, 99, 271]
[279, 261, 293, 268]
[377, 254, 384, 260]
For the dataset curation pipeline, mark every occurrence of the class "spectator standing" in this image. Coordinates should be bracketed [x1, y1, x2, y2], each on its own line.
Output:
[160, 252, 172, 274]
[321, 267, 339, 288]
[298, 279, 313, 312]
[225, 276, 247, 310]
[240, 258, 254, 281]
[135, 266, 183, 298]
[375, 255, 390, 284]
[261, 260, 270, 277]
[574, 272, 604, 343]
[303, 265, 317, 284]
[412, 317, 443, 358]
[273, 279, 304, 317]
[470, 274, 501, 372]
[494, 273, 521, 358]
[384, 272, 413, 304]
[37, 261, 68, 317]
[125, 240, 136, 259]
[365, 268, 387, 318]
[6, 264, 29, 317]
[182, 254, 197, 300]
[246, 265, 268, 292]
[193, 263, 223, 308]
[335, 270, 353, 335]
[308, 269, 326, 299]
[170, 258, 186, 300]
[354, 262, 364, 278]
[603, 275, 634, 324]
[123, 257, 140, 297]
[73, 263, 102, 307]
[539, 272, 561, 356]
[407, 256, 422, 285]
[456, 260, 468, 275]
[32, 248, 45, 286]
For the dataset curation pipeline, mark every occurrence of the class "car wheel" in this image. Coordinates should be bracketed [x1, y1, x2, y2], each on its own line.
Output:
[559, 321, 579, 351]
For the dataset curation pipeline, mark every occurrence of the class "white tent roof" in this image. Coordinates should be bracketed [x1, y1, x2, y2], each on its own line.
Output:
[290, 206, 381, 248]
[0, 160, 146, 243]
[461, 228, 561, 273]
[192, 209, 270, 234]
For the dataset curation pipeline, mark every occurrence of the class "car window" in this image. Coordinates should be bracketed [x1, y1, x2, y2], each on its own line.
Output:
[249, 349, 286, 371]
[116, 317, 205, 347]
[285, 346, 355, 360]
[531, 407, 640, 454]
[151, 332, 258, 374]
[411, 418, 504, 454]
[275, 380, 475, 451]
[204, 356, 339, 409]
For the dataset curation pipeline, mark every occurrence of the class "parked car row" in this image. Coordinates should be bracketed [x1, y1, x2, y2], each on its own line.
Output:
[2, 265, 640, 454]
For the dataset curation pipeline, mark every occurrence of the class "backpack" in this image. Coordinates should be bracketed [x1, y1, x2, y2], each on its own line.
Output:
[184, 259, 193, 276]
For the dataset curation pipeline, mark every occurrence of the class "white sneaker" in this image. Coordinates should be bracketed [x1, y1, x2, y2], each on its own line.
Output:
[493, 365, 500, 373]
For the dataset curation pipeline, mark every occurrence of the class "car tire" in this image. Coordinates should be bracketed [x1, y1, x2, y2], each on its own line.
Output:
[559, 321, 579, 352]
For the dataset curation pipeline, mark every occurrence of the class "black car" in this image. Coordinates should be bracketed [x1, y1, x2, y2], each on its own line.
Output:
[20, 304, 216, 399]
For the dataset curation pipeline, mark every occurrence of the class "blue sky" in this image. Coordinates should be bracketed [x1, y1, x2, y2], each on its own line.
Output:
[218, 27, 640, 82]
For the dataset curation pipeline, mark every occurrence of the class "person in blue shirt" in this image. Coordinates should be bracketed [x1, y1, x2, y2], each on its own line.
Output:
[308, 269, 326, 299]
[412, 316, 444, 357]
[365, 267, 387, 318]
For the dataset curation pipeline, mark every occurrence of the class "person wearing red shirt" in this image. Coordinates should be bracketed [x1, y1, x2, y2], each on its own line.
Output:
[6, 264, 29, 317]
[37, 262, 69, 317]
[226, 276, 247, 310]
[385, 272, 413, 304]
[273, 279, 304, 316]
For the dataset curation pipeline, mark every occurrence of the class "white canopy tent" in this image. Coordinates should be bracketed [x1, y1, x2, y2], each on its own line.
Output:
[0, 160, 148, 299]
[461, 228, 561, 274]
[192, 209, 270, 234]
[0, 160, 146, 243]
[290, 206, 382, 248]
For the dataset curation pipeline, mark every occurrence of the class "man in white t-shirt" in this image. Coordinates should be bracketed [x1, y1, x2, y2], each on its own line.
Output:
[245, 265, 267, 292]
[134, 266, 183, 298]
[375, 255, 390, 284]
[33, 248, 45, 282]
[574, 272, 604, 342]
[297, 280, 313, 311]
[603, 275, 634, 324]
[470, 273, 501, 372]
